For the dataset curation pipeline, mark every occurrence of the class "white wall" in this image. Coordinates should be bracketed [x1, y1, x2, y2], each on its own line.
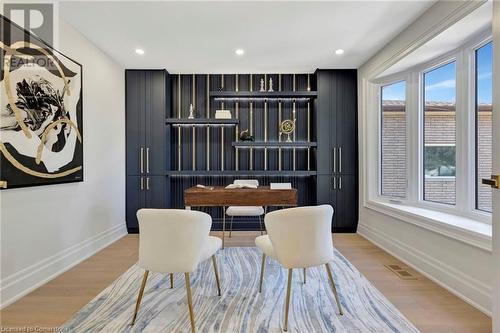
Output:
[0, 19, 127, 308]
[358, 1, 494, 315]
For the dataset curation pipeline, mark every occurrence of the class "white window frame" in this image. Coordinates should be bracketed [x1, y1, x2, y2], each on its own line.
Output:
[378, 76, 410, 200]
[370, 30, 492, 225]
[467, 36, 494, 216]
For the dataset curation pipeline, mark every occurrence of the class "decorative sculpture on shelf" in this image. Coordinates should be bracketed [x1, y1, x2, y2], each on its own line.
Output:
[188, 103, 195, 119]
[268, 78, 274, 92]
[259, 78, 265, 92]
[239, 129, 255, 141]
[279, 119, 296, 142]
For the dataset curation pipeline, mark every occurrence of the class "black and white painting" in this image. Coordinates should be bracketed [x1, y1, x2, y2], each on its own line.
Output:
[0, 15, 83, 189]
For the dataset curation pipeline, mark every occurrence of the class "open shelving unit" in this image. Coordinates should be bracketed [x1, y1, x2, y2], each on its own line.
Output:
[165, 118, 238, 125]
[232, 141, 317, 149]
[210, 90, 317, 100]
[166, 170, 317, 177]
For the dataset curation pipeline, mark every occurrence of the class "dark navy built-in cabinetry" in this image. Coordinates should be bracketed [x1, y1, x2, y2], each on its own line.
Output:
[125, 69, 357, 233]
[125, 70, 171, 233]
[314, 69, 358, 232]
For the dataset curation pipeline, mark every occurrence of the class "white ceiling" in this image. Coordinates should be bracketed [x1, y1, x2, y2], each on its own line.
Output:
[379, 1, 492, 78]
[60, 1, 435, 73]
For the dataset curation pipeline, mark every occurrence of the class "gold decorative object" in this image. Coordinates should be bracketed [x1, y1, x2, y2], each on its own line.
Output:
[279, 119, 296, 142]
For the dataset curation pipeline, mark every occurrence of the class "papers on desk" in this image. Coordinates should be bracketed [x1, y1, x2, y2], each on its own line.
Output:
[270, 183, 292, 190]
[196, 184, 214, 190]
[225, 183, 258, 189]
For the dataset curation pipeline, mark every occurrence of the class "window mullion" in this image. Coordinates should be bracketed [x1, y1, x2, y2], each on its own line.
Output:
[407, 72, 420, 205]
[455, 51, 470, 213]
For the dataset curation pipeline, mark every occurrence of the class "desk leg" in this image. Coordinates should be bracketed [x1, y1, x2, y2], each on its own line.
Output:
[222, 206, 226, 249]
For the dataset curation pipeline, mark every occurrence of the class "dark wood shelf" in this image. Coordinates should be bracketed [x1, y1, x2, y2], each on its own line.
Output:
[166, 170, 317, 177]
[165, 118, 239, 125]
[232, 141, 317, 148]
[210, 91, 317, 99]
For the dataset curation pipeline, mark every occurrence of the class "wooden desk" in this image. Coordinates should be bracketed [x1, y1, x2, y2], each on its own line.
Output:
[184, 186, 297, 248]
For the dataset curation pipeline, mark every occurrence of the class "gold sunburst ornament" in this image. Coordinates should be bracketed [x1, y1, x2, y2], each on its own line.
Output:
[279, 119, 296, 142]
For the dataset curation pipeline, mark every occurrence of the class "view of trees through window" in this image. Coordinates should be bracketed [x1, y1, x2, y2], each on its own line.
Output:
[423, 61, 456, 205]
[381, 81, 407, 198]
[475, 42, 493, 213]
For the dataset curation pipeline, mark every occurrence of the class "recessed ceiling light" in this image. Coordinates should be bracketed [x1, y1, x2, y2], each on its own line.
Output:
[335, 49, 344, 55]
[235, 49, 245, 56]
[135, 48, 145, 55]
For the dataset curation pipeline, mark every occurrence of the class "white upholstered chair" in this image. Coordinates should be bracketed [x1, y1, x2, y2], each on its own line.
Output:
[226, 179, 265, 236]
[131, 209, 222, 333]
[255, 205, 343, 331]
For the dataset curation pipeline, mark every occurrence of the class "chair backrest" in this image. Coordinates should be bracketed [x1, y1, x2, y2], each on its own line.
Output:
[265, 205, 334, 269]
[137, 209, 212, 273]
[233, 179, 259, 186]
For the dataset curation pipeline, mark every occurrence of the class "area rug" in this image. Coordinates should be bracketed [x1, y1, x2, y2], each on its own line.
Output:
[62, 247, 420, 332]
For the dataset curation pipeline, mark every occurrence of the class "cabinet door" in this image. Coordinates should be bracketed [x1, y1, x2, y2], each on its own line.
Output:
[316, 175, 333, 205]
[315, 71, 333, 174]
[335, 70, 357, 175]
[126, 176, 145, 231]
[145, 71, 168, 175]
[126, 71, 146, 176]
[316, 175, 338, 231]
[145, 175, 166, 209]
[334, 175, 358, 231]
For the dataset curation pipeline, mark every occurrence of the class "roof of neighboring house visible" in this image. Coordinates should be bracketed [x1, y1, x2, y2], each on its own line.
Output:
[382, 100, 492, 112]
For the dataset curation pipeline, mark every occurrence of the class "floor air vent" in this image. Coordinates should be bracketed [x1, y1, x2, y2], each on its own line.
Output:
[384, 264, 417, 280]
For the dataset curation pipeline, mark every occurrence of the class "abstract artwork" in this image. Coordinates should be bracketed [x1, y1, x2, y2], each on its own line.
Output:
[0, 15, 83, 189]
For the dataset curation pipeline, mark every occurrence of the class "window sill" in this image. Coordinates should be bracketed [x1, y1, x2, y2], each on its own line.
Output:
[364, 200, 492, 252]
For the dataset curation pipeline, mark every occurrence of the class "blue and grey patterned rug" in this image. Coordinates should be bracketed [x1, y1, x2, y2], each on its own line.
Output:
[63, 247, 419, 332]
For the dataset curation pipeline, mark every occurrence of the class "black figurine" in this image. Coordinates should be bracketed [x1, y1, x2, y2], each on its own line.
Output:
[239, 129, 255, 141]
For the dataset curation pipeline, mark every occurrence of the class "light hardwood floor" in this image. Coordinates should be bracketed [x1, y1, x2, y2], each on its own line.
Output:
[0, 232, 492, 332]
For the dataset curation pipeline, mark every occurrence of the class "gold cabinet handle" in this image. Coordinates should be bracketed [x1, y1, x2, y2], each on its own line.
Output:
[140, 177, 144, 190]
[146, 177, 150, 190]
[140, 147, 144, 174]
[482, 175, 499, 189]
[333, 177, 336, 190]
[339, 176, 342, 190]
[146, 148, 150, 174]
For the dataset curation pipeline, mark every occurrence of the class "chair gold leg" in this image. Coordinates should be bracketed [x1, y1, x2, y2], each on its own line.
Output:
[222, 207, 226, 250]
[184, 273, 196, 333]
[229, 216, 234, 238]
[258, 215, 264, 235]
[303, 268, 306, 284]
[131, 270, 149, 326]
[283, 268, 293, 332]
[212, 255, 222, 296]
[170, 273, 174, 289]
[259, 253, 266, 293]
[325, 263, 343, 315]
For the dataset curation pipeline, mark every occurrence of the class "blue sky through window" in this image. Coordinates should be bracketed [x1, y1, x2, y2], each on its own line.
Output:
[382, 42, 492, 104]
[424, 61, 456, 103]
[382, 81, 405, 101]
[476, 42, 492, 104]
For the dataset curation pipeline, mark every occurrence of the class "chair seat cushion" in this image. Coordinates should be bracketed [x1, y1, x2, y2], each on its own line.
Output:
[226, 206, 264, 216]
[255, 235, 276, 258]
[199, 236, 222, 262]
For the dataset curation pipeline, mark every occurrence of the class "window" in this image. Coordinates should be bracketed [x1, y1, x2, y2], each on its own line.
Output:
[423, 61, 456, 205]
[372, 34, 493, 223]
[380, 81, 406, 198]
[475, 42, 493, 213]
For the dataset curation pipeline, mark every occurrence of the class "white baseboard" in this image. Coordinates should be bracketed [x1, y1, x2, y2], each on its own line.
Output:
[357, 221, 492, 316]
[0, 223, 128, 309]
